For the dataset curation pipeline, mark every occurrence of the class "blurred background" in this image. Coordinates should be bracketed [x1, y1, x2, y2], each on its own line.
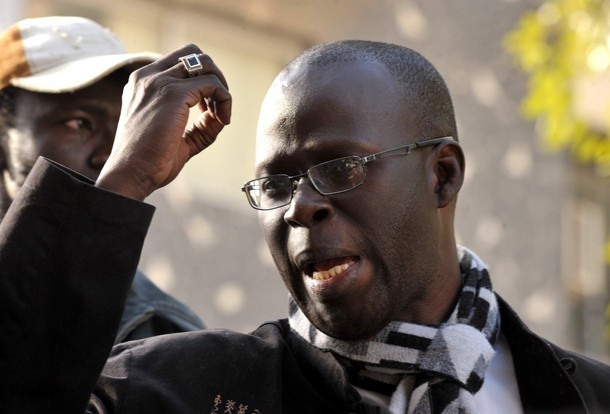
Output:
[4, 0, 610, 359]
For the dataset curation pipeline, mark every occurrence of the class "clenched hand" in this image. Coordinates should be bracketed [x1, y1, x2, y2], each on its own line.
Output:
[96, 44, 232, 201]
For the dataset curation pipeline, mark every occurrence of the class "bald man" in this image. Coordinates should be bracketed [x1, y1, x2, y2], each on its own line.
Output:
[2, 40, 609, 414]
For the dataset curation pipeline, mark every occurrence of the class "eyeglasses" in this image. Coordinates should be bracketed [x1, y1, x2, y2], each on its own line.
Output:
[241, 136, 455, 210]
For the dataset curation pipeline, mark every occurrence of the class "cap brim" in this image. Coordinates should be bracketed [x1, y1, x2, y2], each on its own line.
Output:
[10, 52, 159, 93]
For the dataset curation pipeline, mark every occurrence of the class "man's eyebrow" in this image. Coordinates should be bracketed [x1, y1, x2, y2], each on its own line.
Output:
[255, 157, 289, 176]
[255, 140, 378, 176]
[50, 101, 116, 117]
[74, 102, 116, 113]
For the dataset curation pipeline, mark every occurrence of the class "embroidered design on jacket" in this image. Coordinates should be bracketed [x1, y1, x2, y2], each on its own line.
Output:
[210, 394, 261, 414]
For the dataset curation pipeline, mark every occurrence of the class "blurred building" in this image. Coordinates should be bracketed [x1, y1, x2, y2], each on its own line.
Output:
[6, 0, 609, 358]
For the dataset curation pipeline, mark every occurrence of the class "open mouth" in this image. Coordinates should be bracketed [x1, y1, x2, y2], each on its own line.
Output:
[308, 256, 358, 281]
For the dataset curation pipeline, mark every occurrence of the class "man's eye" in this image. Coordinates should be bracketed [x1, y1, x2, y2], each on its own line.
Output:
[261, 178, 290, 196]
[63, 118, 93, 131]
[331, 158, 358, 174]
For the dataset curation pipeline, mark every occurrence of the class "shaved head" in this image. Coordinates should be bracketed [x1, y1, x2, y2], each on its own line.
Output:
[280, 40, 458, 142]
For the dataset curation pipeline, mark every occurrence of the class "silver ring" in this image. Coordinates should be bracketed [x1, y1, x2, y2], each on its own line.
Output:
[179, 53, 203, 77]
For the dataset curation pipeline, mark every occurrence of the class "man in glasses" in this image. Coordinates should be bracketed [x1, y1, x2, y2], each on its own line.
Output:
[3, 40, 610, 413]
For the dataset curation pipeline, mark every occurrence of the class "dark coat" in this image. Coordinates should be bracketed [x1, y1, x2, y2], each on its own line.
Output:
[88, 303, 610, 414]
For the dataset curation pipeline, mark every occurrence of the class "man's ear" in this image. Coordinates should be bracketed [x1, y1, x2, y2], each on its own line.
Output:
[432, 141, 464, 208]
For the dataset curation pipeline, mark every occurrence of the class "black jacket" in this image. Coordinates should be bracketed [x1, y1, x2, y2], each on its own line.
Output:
[2, 158, 610, 413]
[498, 296, 610, 413]
[88, 302, 610, 414]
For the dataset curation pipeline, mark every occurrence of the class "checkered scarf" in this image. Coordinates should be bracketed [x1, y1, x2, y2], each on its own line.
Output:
[288, 246, 500, 414]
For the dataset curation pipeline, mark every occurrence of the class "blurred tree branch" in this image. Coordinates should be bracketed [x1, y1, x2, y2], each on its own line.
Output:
[505, 0, 610, 175]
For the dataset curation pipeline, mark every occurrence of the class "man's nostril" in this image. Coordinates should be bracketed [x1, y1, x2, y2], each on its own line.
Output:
[312, 209, 329, 222]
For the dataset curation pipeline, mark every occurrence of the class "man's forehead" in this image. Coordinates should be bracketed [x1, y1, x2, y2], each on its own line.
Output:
[254, 135, 376, 176]
[257, 59, 399, 128]
[254, 60, 411, 171]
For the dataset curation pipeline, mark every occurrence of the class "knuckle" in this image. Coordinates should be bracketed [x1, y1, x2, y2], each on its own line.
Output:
[128, 67, 146, 83]
[142, 73, 177, 99]
[182, 43, 200, 52]
[198, 53, 214, 66]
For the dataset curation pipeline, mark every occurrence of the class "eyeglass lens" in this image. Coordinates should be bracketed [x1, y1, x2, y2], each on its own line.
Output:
[245, 156, 365, 210]
[309, 157, 364, 194]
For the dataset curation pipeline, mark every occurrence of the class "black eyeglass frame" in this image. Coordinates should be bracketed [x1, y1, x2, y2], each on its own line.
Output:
[242, 135, 455, 211]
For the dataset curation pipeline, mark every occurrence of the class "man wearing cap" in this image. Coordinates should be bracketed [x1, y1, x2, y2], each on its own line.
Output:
[0, 16, 204, 342]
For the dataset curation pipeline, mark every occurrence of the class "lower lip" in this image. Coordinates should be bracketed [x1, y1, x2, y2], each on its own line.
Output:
[304, 259, 362, 300]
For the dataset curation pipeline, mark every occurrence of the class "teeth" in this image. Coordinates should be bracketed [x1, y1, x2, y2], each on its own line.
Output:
[312, 263, 350, 281]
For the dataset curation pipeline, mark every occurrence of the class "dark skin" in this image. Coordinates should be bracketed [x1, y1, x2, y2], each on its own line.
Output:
[96, 45, 231, 200]
[0, 71, 128, 217]
[0, 44, 230, 207]
[255, 59, 464, 340]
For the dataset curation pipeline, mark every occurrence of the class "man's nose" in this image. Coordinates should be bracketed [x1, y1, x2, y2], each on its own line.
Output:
[283, 177, 333, 228]
[89, 122, 116, 171]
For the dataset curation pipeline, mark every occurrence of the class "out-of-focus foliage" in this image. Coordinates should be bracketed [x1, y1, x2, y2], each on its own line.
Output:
[504, 0, 610, 174]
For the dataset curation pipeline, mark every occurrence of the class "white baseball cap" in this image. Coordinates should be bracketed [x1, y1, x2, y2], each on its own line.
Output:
[0, 16, 159, 93]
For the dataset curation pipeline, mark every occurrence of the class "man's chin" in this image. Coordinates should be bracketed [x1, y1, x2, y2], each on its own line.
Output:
[313, 317, 380, 342]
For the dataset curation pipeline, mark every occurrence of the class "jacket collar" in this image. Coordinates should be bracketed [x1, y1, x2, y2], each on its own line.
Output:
[497, 295, 585, 412]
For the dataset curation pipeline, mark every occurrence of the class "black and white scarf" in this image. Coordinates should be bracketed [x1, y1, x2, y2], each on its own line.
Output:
[288, 246, 500, 414]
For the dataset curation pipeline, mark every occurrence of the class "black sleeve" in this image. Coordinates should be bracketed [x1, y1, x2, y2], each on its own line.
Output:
[0, 157, 155, 414]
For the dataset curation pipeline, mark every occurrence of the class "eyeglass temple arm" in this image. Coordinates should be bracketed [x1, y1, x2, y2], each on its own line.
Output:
[414, 136, 455, 148]
[362, 136, 455, 163]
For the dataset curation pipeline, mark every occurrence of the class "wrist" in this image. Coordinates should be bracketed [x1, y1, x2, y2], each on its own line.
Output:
[95, 166, 151, 201]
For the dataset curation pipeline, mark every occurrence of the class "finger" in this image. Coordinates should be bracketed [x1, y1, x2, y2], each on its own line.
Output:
[204, 79, 231, 125]
[134, 53, 232, 125]
[183, 111, 226, 155]
[157, 48, 231, 124]
[166, 52, 229, 91]
[179, 74, 232, 125]
[137, 44, 203, 76]
[194, 53, 228, 90]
